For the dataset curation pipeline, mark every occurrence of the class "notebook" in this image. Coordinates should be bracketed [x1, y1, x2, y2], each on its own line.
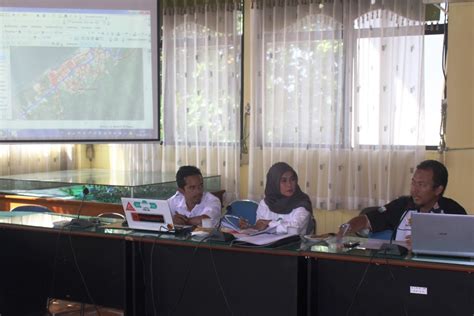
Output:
[121, 197, 191, 234]
[411, 212, 474, 258]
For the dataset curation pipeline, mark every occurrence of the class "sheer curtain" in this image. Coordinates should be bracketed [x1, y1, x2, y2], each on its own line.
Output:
[0, 145, 76, 176]
[111, 1, 243, 203]
[248, 0, 426, 210]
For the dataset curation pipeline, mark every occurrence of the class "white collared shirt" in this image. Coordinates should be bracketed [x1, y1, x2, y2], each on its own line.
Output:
[167, 191, 221, 222]
[256, 200, 310, 235]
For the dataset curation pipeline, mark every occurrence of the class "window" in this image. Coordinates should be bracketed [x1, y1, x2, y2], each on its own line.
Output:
[255, 2, 442, 148]
[258, 12, 345, 147]
[353, 8, 447, 147]
[424, 24, 446, 146]
[353, 12, 426, 146]
[266, 26, 344, 146]
[161, 3, 243, 145]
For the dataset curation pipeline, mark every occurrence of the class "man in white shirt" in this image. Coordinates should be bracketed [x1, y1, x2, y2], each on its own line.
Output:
[167, 165, 222, 226]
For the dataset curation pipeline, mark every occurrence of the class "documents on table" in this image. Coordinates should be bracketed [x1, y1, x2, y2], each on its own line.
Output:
[234, 232, 298, 246]
[222, 218, 277, 236]
[220, 216, 296, 246]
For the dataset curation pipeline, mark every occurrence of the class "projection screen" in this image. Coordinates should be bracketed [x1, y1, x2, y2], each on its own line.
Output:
[0, 0, 159, 142]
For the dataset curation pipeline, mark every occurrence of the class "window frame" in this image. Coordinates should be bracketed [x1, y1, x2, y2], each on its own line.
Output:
[424, 22, 447, 151]
[255, 13, 447, 150]
[160, 5, 244, 146]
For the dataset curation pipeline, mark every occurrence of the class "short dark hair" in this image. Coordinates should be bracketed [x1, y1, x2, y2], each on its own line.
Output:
[176, 165, 202, 189]
[416, 160, 448, 195]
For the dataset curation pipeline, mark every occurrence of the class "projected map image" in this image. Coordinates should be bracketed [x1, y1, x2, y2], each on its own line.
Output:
[11, 47, 144, 120]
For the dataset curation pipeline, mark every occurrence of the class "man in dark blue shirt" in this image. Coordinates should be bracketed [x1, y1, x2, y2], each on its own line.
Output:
[338, 160, 466, 241]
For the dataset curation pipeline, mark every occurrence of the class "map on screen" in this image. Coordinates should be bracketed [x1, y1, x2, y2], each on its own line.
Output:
[0, 1, 159, 142]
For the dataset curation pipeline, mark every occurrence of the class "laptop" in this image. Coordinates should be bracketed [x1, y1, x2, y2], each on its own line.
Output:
[411, 212, 474, 258]
[121, 197, 191, 234]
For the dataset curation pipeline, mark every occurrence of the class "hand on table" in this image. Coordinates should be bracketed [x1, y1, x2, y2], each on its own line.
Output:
[173, 214, 188, 225]
[239, 217, 250, 229]
[254, 219, 271, 231]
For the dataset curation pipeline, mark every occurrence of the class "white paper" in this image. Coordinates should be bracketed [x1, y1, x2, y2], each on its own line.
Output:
[235, 232, 298, 246]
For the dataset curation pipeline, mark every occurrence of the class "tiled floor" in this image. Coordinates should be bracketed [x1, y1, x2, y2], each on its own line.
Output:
[48, 299, 123, 316]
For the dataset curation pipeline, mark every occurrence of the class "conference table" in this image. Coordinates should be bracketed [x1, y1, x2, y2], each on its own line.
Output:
[0, 212, 472, 316]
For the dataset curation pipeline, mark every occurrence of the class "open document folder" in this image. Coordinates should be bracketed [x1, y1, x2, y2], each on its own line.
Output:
[222, 214, 276, 236]
[220, 214, 301, 246]
[234, 232, 300, 246]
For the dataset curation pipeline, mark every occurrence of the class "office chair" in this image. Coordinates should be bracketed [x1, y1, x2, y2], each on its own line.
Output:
[358, 206, 393, 240]
[368, 229, 393, 240]
[210, 189, 226, 209]
[48, 300, 122, 316]
[226, 199, 259, 225]
[97, 212, 126, 226]
[10, 204, 51, 213]
[97, 212, 125, 219]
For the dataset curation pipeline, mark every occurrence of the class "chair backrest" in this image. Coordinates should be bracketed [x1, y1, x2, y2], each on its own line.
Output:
[359, 206, 393, 240]
[226, 200, 259, 225]
[97, 212, 125, 220]
[210, 190, 226, 209]
[11, 205, 50, 213]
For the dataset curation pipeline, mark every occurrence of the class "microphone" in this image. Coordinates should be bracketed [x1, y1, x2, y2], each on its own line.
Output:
[380, 210, 409, 256]
[208, 205, 235, 242]
[68, 187, 95, 228]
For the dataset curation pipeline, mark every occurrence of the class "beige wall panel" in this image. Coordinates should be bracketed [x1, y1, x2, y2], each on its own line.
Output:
[445, 3, 474, 214]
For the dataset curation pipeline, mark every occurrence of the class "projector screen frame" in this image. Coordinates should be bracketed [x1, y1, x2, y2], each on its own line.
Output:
[0, 0, 161, 143]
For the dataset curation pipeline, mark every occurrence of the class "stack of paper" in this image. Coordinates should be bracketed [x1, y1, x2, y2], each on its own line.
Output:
[235, 233, 300, 246]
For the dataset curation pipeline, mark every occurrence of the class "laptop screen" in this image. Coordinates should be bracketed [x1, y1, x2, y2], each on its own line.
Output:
[121, 197, 174, 232]
[411, 213, 474, 258]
